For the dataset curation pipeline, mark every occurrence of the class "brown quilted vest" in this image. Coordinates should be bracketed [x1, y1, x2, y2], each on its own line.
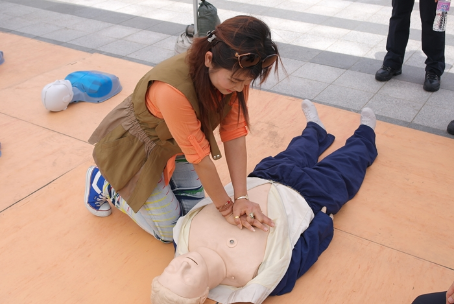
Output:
[88, 52, 232, 212]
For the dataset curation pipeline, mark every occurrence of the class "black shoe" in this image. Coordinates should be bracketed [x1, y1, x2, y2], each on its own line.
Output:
[423, 72, 440, 92]
[447, 120, 454, 135]
[375, 65, 402, 81]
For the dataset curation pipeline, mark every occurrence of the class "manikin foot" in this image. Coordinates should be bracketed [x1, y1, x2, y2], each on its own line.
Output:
[301, 99, 325, 130]
[360, 108, 376, 130]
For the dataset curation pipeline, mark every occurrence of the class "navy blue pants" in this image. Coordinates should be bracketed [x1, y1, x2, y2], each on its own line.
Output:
[249, 122, 378, 295]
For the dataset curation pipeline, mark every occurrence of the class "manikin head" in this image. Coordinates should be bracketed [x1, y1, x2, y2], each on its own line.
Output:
[41, 79, 74, 112]
[151, 252, 210, 304]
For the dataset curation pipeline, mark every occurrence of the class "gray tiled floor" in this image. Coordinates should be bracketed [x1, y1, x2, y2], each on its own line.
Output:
[71, 19, 113, 32]
[317, 84, 373, 110]
[97, 24, 141, 39]
[97, 39, 148, 56]
[370, 94, 426, 122]
[41, 28, 88, 42]
[128, 44, 175, 64]
[15, 22, 61, 36]
[293, 62, 345, 83]
[1, 0, 453, 138]
[70, 32, 117, 49]
[273, 76, 329, 100]
[414, 105, 454, 129]
[124, 30, 169, 44]
[333, 70, 385, 93]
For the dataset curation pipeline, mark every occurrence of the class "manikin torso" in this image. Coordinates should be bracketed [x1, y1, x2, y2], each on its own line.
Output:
[188, 183, 271, 288]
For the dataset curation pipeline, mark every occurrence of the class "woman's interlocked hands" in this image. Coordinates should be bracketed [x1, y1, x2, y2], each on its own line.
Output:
[228, 198, 274, 232]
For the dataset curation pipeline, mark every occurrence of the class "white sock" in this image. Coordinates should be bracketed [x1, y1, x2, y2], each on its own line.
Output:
[360, 108, 376, 130]
[301, 99, 325, 130]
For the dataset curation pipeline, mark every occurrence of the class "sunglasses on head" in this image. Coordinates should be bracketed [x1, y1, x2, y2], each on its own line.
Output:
[234, 52, 278, 69]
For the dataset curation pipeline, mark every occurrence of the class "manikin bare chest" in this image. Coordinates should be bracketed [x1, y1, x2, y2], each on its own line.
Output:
[188, 183, 271, 288]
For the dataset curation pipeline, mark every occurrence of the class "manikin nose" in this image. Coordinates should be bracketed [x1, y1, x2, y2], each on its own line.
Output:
[177, 260, 192, 274]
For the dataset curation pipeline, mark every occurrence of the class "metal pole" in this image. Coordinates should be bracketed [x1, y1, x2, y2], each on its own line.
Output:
[193, 0, 198, 37]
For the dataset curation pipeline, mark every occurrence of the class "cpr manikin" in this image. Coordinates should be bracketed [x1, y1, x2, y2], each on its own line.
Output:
[153, 184, 272, 304]
[151, 100, 379, 304]
[41, 71, 122, 111]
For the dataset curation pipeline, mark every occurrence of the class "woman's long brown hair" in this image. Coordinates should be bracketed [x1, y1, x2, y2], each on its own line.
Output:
[187, 15, 280, 138]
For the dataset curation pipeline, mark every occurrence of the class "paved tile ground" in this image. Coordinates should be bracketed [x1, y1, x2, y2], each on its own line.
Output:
[1, 0, 453, 137]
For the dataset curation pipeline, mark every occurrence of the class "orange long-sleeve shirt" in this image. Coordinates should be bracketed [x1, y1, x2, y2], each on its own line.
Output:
[146, 81, 249, 184]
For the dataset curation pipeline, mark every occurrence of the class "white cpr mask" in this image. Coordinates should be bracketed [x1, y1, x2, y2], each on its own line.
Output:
[41, 80, 74, 112]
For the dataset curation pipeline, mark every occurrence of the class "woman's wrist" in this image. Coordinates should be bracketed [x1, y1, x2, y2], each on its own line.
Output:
[218, 204, 233, 217]
[234, 194, 248, 201]
[216, 199, 233, 214]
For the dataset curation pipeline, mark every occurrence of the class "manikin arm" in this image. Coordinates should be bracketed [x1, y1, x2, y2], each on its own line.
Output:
[271, 211, 334, 296]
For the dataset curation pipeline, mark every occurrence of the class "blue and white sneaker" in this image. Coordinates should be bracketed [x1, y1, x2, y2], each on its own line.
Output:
[84, 166, 112, 217]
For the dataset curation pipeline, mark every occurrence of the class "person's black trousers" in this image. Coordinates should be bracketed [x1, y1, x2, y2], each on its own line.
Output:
[412, 291, 447, 304]
[383, 0, 445, 76]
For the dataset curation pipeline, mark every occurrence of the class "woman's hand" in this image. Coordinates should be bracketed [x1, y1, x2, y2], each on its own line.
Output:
[223, 212, 271, 232]
[232, 199, 275, 232]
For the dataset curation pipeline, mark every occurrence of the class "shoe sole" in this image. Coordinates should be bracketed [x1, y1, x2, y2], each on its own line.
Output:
[375, 70, 402, 82]
[84, 166, 112, 217]
[423, 84, 440, 92]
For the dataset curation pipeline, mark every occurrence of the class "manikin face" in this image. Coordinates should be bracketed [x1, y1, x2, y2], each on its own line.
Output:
[205, 51, 253, 95]
[158, 251, 209, 298]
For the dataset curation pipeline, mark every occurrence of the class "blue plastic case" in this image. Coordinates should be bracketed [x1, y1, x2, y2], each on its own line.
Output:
[65, 71, 122, 104]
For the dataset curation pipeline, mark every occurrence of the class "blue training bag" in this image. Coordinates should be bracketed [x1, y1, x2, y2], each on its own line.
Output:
[65, 71, 122, 104]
